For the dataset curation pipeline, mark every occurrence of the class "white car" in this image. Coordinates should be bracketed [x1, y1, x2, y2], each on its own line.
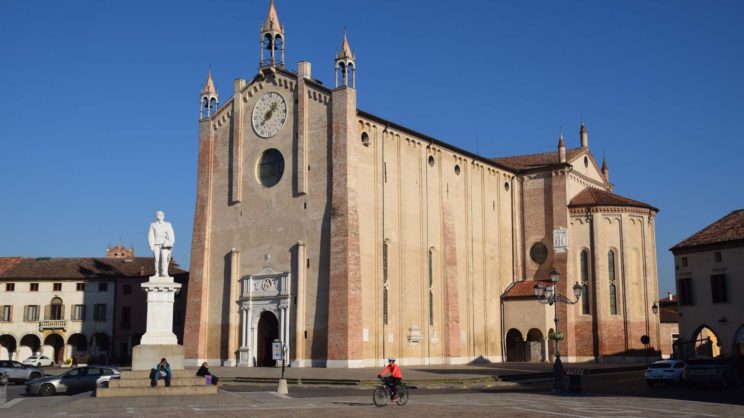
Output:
[23, 355, 55, 367]
[645, 359, 685, 386]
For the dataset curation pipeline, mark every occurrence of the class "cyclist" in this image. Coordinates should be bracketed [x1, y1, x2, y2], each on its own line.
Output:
[377, 357, 403, 399]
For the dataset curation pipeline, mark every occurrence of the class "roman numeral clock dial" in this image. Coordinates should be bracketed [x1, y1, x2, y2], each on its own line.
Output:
[251, 92, 288, 138]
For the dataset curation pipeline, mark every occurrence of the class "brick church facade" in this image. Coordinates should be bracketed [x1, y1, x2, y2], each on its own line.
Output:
[183, 1, 660, 367]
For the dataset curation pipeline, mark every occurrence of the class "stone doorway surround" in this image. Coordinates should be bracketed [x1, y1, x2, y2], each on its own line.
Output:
[237, 267, 291, 367]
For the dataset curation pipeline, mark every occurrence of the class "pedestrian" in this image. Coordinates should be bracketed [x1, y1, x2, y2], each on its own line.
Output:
[150, 357, 171, 387]
[196, 362, 220, 385]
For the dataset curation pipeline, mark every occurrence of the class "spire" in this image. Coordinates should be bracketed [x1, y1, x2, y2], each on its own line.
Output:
[260, 0, 285, 68]
[200, 69, 219, 119]
[580, 122, 588, 148]
[262, 0, 283, 33]
[601, 156, 609, 181]
[337, 31, 354, 60]
[200, 69, 217, 96]
[335, 31, 356, 88]
[558, 131, 566, 163]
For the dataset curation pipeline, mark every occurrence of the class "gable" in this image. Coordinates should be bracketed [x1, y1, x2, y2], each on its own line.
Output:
[567, 149, 606, 184]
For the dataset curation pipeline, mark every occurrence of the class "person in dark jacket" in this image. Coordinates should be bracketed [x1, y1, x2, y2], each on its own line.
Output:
[196, 362, 219, 385]
[150, 358, 172, 387]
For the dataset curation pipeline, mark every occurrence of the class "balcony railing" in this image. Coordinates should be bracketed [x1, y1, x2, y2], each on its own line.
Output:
[39, 319, 66, 331]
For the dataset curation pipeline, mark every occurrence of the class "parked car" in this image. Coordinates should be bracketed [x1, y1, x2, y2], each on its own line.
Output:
[684, 358, 740, 388]
[0, 360, 44, 384]
[22, 355, 54, 367]
[645, 359, 685, 386]
[25, 366, 120, 396]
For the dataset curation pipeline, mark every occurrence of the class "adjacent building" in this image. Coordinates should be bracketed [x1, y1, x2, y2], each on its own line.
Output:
[658, 293, 679, 359]
[0, 247, 188, 365]
[184, 1, 661, 367]
[670, 209, 744, 359]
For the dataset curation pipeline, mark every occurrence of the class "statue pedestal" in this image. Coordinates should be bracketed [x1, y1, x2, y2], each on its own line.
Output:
[131, 276, 184, 370]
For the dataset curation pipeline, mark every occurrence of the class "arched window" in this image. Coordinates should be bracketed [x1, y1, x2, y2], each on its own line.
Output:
[580, 250, 590, 315]
[383, 241, 389, 325]
[428, 248, 434, 326]
[608, 250, 618, 315]
[49, 297, 64, 320]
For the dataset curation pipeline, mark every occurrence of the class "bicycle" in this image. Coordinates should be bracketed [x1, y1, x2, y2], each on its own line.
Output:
[373, 377, 409, 407]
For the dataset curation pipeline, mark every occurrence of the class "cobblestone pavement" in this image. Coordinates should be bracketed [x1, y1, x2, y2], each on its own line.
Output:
[3, 387, 744, 417]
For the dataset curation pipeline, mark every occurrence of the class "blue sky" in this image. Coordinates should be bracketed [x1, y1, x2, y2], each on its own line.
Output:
[1, 0, 742, 295]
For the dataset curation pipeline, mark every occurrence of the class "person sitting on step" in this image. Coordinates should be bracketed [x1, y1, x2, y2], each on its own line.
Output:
[150, 357, 171, 387]
[196, 362, 220, 385]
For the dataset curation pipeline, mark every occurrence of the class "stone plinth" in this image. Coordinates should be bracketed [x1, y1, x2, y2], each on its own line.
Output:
[132, 276, 184, 370]
[132, 344, 184, 370]
[140, 277, 181, 345]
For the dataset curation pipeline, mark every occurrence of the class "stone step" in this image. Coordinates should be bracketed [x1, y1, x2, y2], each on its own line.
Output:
[97, 384, 218, 398]
[109, 376, 206, 388]
[121, 369, 197, 379]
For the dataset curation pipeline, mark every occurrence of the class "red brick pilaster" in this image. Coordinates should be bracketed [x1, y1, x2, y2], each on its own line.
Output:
[327, 87, 363, 364]
[184, 119, 214, 361]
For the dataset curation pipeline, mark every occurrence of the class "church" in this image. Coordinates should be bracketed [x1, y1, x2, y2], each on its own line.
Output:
[183, 1, 661, 368]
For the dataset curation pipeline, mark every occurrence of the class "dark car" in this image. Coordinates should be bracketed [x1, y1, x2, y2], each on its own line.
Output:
[25, 365, 120, 396]
[684, 358, 740, 388]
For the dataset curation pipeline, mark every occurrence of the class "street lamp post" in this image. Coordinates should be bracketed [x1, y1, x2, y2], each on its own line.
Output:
[533, 268, 582, 393]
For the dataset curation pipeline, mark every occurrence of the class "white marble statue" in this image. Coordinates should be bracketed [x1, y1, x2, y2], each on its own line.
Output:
[148, 210, 175, 277]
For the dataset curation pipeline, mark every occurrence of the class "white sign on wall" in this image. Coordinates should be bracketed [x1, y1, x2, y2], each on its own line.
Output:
[553, 227, 568, 253]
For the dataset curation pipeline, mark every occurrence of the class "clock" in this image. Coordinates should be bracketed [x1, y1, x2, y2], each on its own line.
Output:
[252, 92, 287, 138]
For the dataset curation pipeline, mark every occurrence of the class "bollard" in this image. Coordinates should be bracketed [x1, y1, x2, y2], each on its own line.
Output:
[277, 378, 288, 395]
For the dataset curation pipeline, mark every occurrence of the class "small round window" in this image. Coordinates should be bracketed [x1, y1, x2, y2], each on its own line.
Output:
[361, 132, 370, 146]
[504, 182, 510, 192]
[428, 155, 435, 167]
[454, 164, 461, 175]
[584, 156, 589, 168]
[530, 242, 548, 265]
[257, 148, 285, 187]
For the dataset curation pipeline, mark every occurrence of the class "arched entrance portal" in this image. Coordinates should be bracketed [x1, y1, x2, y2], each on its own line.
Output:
[43, 334, 65, 364]
[526, 329, 545, 362]
[0, 334, 17, 360]
[67, 333, 87, 363]
[506, 329, 524, 362]
[20, 334, 41, 360]
[693, 326, 720, 358]
[735, 326, 744, 358]
[257, 311, 279, 367]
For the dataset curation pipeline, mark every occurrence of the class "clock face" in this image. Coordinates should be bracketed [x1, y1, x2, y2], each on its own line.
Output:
[252, 92, 288, 138]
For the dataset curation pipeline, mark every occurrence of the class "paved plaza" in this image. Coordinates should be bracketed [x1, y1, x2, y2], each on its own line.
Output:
[2, 387, 743, 418]
[2, 369, 744, 417]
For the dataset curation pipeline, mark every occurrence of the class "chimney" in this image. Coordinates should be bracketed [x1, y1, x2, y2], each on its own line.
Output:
[668, 291, 673, 301]
[298, 61, 311, 79]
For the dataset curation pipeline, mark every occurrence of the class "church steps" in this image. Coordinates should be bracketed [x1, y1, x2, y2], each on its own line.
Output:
[97, 385, 218, 398]
[97, 369, 217, 397]
[108, 376, 206, 388]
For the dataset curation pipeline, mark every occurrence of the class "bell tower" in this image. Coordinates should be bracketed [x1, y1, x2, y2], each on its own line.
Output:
[260, 0, 285, 68]
[335, 32, 356, 88]
[200, 70, 218, 119]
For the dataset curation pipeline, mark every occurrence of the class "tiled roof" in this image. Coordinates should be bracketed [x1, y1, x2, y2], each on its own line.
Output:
[671, 209, 744, 250]
[490, 148, 584, 171]
[0, 257, 24, 275]
[502, 280, 546, 299]
[569, 187, 658, 211]
[659, 299, 678, 324]
[0, 257, 187, 280]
